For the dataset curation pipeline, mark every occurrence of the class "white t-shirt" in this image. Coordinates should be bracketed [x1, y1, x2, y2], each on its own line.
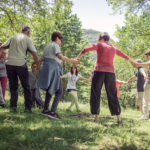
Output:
[66, 72, 81, 90]
[43, 41, 62, 64]
[2, 33, 36, 66]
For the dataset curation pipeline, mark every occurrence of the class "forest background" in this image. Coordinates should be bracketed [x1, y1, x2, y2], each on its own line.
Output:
[0, 0, 150, 108]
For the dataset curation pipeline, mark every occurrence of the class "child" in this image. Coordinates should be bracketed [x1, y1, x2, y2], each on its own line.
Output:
[61, 66, 91, 112]
[29, 62, 44, 108]
[0, 42, 7, 108]
[116, 79, 129, 98]
[128, 59, 146, 116]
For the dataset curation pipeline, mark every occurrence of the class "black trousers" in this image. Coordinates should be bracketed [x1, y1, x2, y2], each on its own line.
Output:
[90, 71, 121, 115]
[44, 80, 63, 112]
[6, 64, 32, 109]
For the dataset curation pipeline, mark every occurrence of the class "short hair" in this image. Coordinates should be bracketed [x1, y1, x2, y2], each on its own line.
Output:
[145, 49, 150, 56]
[136, 59, 143, 63]
[31, 62, 36, 67]
[99, 32, 110, 41]
[51, 32, 63, 41]
[22, 26, 30, 32]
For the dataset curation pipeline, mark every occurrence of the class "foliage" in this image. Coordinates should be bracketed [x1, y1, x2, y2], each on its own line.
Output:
[0, 0, 94, 103]
[82, 29, 101, 44]
[106, 0, 150, 107]
[107, 0, 150, 15]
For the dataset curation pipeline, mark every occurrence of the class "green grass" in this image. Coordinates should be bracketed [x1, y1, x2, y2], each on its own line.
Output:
[0, 93, 150, 150]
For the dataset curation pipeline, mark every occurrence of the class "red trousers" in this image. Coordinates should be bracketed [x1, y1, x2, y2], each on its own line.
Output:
[0, 76, 8, 99]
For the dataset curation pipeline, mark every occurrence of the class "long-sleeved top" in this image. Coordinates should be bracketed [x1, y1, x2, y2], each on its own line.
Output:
[81, 42, 129, 73]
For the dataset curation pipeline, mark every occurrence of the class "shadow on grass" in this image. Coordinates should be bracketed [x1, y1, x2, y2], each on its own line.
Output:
[0, 106, 150, 150]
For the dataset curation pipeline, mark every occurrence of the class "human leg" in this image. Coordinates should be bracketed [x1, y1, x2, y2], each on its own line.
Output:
[90, 71, 105, 122]
[142, 83, 150, 119]
[0, 83, 5, 107]
[136, 92, 144, 114]
[68, 91, 80, 111]
[6, 65, 18, 110]
[17, 65, 32, 111]
[50, 80, 63, 113]
[43, 90, 52, 111]
[0, 77, 8, 100]
[31, 89, 36, 107]
[67, 92, 75, 110]
[34, 88, 44, 108]
[104, 73, 121, 122]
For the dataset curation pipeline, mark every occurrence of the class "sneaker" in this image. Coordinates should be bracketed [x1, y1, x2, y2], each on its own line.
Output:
[49, 112, 61, 120]
[41, 110, 51, 117]
[24, 108, 32, 113]
[10, 107, 17, 112]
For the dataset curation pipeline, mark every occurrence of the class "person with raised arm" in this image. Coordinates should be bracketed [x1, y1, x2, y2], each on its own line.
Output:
[76, 32, 133, 123]
[38, 32, 79, 119]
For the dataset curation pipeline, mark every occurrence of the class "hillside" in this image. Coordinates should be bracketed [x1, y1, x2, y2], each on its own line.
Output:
[82, 29, 101, 44]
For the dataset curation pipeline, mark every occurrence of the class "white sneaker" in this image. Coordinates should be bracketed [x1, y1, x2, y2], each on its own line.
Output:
[139, 115, 149, 120]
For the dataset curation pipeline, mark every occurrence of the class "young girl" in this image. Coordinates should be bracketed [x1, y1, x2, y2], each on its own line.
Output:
[61, 66, 90, 112]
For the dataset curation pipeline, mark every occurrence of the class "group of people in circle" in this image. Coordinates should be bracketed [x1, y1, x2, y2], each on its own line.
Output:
[0, 26, 150, 123]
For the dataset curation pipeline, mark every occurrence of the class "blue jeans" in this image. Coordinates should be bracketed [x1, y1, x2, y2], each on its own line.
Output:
[90, 71, 121, 115]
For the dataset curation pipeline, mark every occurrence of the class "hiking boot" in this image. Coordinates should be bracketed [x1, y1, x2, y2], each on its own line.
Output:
[24, 108, 32, 113]
[10, 107, 17, 112]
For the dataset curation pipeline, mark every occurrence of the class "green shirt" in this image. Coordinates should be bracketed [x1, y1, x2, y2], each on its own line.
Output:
[2, 33, 36, 66]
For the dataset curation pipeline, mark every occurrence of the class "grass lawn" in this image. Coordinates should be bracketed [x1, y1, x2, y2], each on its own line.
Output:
[0, 93, 150, 150]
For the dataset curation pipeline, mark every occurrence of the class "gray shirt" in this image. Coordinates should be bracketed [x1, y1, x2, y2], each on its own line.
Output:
[0, 61, 7, 77]
[29, 71, 37, 89]
[43, 41, 62, 64]
[135, 67, 145, 92]
[2, 33, 37, 66]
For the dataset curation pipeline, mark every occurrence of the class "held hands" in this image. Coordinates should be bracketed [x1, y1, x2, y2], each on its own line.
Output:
[129, 58, 142, 68]
[71, 58, 80, 65]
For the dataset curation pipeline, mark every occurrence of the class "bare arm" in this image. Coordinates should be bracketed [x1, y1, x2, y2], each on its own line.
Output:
[60, 74, 68, 79]
[79, 75, 91, 82]
[31, 51, 39, 64]
[116, 79, 129, 85]
[57, 53, 79, 64]
[76, 44, 99, 60]
[131, 60, 150, 68]
[127, 75, 136, 83]
[141, 70, 147, 80]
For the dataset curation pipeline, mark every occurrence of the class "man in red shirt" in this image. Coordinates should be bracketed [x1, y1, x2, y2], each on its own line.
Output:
[76, 32, 132, 123]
